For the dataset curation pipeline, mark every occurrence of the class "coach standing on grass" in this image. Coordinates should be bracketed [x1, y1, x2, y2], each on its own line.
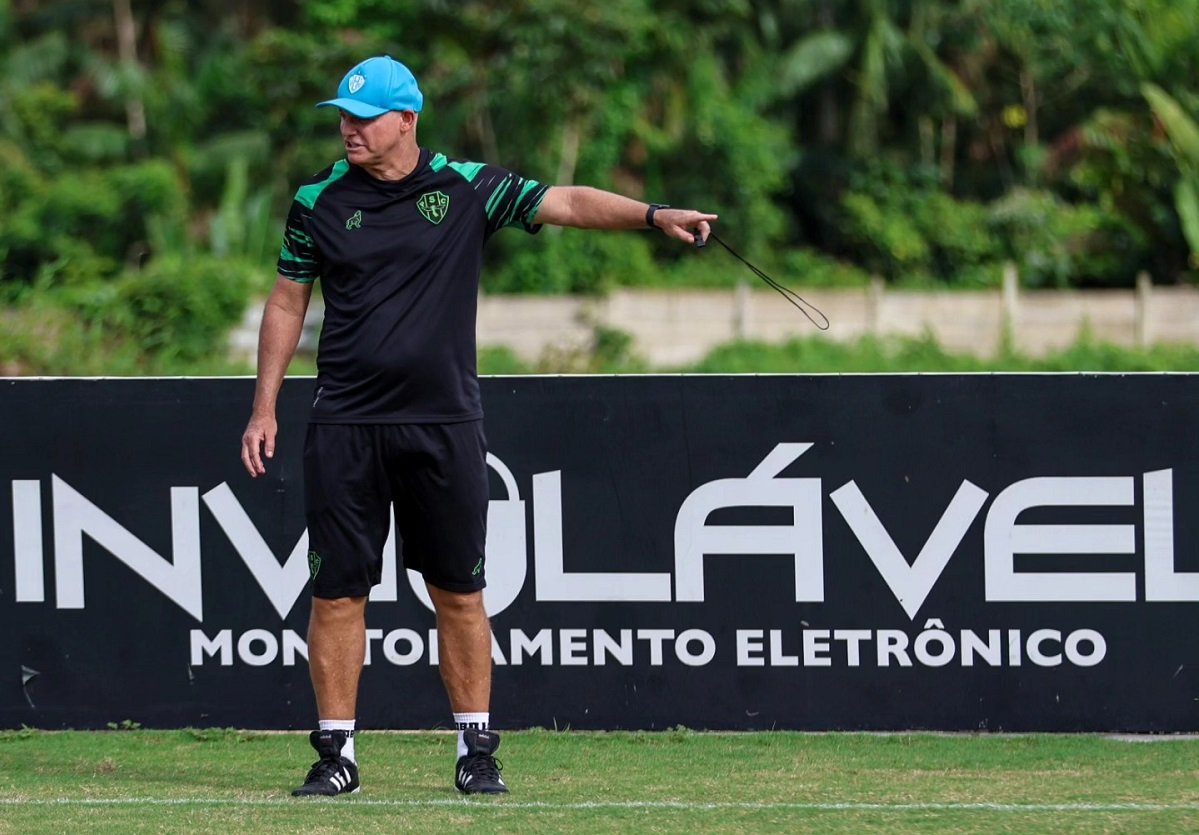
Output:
[240, 54, 717, 798]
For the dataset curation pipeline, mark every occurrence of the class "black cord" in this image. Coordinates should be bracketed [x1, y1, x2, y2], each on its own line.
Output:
[705, 231, 830, 331]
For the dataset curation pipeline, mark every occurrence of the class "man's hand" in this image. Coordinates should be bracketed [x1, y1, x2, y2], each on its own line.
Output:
[649, 207, 719, 246]
[241, 413, 278, 477]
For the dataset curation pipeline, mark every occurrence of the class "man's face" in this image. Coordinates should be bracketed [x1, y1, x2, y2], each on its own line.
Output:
[338, 109, 408, 165]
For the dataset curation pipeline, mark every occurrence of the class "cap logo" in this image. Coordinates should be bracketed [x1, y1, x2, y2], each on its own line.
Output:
[348, 73, 366, 94]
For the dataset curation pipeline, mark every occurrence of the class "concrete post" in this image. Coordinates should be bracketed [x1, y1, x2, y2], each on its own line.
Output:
[1135, 271, 1151, 349]
[868, 276, 885, 335]
[734, 279, 749, 341]
[1001, 262, 1019, 351]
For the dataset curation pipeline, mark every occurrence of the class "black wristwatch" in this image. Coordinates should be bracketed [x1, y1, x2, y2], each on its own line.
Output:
[645, 203, 670, 229]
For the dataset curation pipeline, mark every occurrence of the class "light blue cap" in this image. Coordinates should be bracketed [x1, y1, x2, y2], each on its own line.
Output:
[316, 55, 424, 118]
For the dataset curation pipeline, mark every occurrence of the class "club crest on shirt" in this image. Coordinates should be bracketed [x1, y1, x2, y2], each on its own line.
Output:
[417, 191, 450, 224]
[345, 210, 363, 230]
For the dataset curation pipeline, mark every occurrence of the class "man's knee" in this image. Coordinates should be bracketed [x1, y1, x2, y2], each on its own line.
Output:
[310, 595, 368, 626]
[427, 586, 485, 619]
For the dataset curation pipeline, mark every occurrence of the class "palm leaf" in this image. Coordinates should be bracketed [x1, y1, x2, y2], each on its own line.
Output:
[776, 31, 855, 97]
[848, 15, 889, 157]
[1143, 83, 1199, 165]
[858, 16, 889, 111]
[2, 31, 70, 83]
[911, 40, 977, 118]
[1176, 176, 1199, 267]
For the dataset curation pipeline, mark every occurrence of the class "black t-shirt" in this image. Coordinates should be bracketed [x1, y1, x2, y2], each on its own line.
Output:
[277, 148, 549, 423]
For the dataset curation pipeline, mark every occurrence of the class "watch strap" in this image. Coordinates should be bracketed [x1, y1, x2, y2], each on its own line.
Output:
[645, 203, 670, 228]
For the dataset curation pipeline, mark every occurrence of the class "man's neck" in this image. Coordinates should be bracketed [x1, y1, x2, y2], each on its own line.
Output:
[361, 145, 422, 182]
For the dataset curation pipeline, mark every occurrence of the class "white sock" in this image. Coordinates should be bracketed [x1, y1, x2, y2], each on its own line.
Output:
[453, 712, 489, 758]
[319, 719, 356, 763]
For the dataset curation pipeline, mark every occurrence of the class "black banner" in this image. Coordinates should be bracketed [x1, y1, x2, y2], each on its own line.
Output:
[2, 375, 1197, 731]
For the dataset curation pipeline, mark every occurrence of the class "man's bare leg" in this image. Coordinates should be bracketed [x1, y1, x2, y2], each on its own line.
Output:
[292, 595, 367, 797]
[426, 585, 491, 712]
[428, 584, 508, 793]
[308, 595, 368, 717]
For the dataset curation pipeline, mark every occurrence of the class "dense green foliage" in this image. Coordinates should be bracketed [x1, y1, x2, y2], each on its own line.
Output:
[1, 1, 1198, 371]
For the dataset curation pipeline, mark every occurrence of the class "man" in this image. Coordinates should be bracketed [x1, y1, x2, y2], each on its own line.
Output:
[239, 54, 717, 798]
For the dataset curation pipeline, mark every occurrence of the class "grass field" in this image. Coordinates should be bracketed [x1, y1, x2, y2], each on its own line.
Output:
[1, 728, 1196, 833]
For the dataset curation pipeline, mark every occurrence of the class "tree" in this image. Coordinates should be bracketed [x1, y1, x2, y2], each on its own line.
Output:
[765, 0, 976, 159]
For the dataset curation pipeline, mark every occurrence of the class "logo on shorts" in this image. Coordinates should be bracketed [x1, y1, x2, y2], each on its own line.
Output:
[345, 210, 363, 230]
[471, 557, 484, 576]
[417, 191, 449, 224]
[308, 550, 322, 578]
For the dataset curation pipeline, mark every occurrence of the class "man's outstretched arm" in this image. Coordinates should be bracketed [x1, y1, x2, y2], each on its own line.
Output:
[533, 185, 718, 245]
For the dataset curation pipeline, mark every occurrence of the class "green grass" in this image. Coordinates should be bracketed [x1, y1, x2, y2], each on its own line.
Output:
[477, 330, 1199, 376]
[1, 729, 1196, 833]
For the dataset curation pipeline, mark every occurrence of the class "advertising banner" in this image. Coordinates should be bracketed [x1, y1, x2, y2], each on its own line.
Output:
[2, 375, 1196, 731]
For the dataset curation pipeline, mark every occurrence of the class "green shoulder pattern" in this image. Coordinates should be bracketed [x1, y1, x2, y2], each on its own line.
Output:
[441, 156, 548, 233]
[278, 161, 351, 283]
[295, 160, 351, 209]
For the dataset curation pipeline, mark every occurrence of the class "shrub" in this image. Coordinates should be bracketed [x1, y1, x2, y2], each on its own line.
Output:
[478, 346, 532, 375]
[682, 332, 1199, 374]
[915, 193, 1004, 278]
[6, 82, 78, 171]
[0, 140, 41, 204]
[988, 188, 1148, 288]
[533, 324, 648, 373]
[0, 160, 188, 286]
[485, 227, 657, 295]
[113, 254, 256, 361]
[839, 192, 930, 279]
[777, 248, 874, 288]
[834, 161, 1000, 283]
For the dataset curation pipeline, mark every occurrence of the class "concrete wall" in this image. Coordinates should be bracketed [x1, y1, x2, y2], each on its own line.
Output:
[232, 273, 1199, 368]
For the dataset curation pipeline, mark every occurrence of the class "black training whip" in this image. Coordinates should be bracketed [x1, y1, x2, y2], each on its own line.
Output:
[697, 231, 830, 331]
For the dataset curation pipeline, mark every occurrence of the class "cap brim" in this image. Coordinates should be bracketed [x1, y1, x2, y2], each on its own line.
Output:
[316, 98, 389, 118]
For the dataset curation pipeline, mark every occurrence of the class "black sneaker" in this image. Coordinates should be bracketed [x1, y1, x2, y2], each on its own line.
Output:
[292, 730, 360, 797]
[454, 729, 509, 794]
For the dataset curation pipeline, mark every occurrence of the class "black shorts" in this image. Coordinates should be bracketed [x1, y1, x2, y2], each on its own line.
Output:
[303, 421, 489, 598]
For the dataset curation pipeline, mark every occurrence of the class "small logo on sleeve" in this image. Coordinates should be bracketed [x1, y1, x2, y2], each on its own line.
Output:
[417, 191, 450, 224]
[345, 210, 363, 230]
[308, 550, 323, 578]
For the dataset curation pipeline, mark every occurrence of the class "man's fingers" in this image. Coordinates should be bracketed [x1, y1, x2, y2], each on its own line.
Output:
[241, 426, 273, 477]
[660, 210, 717, 244]
[241, 416, 278, 478]
[241, 435, 263, 477]
[241, 447, 258, 477]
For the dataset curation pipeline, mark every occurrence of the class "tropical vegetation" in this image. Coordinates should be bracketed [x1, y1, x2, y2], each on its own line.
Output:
[1, 0, 1198, 373]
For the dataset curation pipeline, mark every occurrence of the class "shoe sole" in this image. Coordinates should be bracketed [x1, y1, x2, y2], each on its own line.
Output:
[291, 786, 361, 797]
[456, 786, 509, 795]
